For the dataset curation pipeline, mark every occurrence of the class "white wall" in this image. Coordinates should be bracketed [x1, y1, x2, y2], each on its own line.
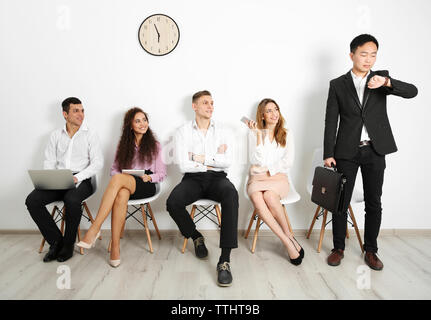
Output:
[1, 0, 430, 231]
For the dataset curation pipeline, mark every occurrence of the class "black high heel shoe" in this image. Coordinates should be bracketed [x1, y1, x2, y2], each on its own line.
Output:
[293, 236, 305, 259]
[287, 237, 304, 266]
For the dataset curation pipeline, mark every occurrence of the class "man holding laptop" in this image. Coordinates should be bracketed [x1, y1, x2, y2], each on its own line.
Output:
[25, 97, 103, 263]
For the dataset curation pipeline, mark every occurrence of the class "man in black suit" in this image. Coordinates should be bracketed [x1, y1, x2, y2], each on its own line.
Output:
[323, 34, 417, 270]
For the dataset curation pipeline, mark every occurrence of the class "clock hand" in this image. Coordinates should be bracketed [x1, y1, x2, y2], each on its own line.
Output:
[154, 24, 160, 42]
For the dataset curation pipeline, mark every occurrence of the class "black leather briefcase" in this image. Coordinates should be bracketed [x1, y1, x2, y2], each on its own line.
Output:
[311, 166, 347, 215]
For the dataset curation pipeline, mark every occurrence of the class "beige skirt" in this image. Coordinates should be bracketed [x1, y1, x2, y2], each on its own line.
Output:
[247, 171, 290, 199]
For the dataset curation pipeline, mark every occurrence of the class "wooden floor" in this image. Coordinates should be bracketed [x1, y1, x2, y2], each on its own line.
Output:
[1, 230, 430, 300]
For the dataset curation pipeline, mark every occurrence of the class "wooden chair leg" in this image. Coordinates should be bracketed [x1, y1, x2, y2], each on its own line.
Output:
[317, 209, 328, 253]
[39, 205, 58, 253]
[181, 238, 188, 254]
[147, 203, 161, 240]
[182, 205, 196, 253]
[60, 206, 66, 235]
[348, 205, 364, 253]
[77, 225, 84, 255]
[245, 209, 257, 239]
[306, 206, 321, 239]
[283, 205, 294, 236]
[39, 238, 46, 254]
[215, 204, 222, 227]
[83, 202, 101, 240]
[251, 216, 261, 253]
[141, 204, 153, 253]
[346, 224, 350, 239]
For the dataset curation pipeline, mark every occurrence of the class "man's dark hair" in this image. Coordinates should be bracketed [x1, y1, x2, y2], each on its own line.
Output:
[62, 97, 82, 113]
[192, 90, 211, 103]
[350, 34, 379, 53]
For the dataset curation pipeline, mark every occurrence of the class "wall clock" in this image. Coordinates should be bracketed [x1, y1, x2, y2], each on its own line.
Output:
[138, 14, 180, 56]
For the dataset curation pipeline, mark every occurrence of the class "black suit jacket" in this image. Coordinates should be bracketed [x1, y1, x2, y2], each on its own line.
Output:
[323, 70, 418, 160]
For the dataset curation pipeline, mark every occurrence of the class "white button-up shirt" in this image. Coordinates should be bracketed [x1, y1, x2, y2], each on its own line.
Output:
[351, 70, 371, 141]
[174, 119, 232, 174]
[248, 128, 295, 176]
[43, 123, 104, 183]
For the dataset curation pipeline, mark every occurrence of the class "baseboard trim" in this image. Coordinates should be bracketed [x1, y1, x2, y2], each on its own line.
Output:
[1, 228, 431, 237]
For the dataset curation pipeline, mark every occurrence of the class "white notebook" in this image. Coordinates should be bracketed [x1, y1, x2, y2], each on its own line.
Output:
[122, 169, 146, 177]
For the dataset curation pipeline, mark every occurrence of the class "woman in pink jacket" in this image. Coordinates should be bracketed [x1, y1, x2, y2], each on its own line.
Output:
[77, 107, 166, 267]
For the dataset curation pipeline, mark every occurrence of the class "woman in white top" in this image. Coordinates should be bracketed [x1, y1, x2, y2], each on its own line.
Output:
[246, 98, 304, 265]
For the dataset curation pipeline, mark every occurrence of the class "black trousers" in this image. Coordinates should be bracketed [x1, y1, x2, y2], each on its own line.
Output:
[334, 145, 386, 253]
[166, 171, 239, 248]
[25, 179, 93, 246]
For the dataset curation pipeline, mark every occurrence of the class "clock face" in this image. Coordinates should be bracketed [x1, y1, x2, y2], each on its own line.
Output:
[138, 14, 180, 56]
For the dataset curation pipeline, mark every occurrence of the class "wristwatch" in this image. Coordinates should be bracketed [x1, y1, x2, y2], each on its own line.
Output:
[383, 76, 389, 87]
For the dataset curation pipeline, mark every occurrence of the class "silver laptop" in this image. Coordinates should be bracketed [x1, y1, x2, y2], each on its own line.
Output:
[28, 169, 76, 190]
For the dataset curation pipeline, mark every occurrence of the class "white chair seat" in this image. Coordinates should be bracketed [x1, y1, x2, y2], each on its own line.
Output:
[280, 187, 301, 205]
[127, 182, 162, 205]
[191, 199, 220, 206]
[351, 188, 364, 203]
[306, 184, 313, 196]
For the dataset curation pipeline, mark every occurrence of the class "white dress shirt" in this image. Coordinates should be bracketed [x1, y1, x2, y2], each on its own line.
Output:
[351, 70, 371, 141]
[175, 119, 232, 174]
[43, 123, 104, 183]
[248, 128, 295, 176]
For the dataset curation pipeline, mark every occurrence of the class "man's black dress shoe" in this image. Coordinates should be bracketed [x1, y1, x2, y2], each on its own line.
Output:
[43, 240, 63, 262]
[217, 262, 233, 287]
[57, 244, 75, 262]
[193, 236, 208, 259]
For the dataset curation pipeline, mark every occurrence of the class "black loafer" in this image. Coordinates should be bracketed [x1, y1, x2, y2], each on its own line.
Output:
[56, 244, 75, 262]
[217, 262, 233, 287]
[193, 236, 208, 259]
[43, 240, 63, 262]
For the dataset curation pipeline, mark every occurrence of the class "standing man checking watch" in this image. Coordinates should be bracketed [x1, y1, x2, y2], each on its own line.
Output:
[323, 34, 418, 270]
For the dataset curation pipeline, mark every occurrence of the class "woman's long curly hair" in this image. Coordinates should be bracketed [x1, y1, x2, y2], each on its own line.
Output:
[256, 98, 287, 147]
[115, 107, 159, 169]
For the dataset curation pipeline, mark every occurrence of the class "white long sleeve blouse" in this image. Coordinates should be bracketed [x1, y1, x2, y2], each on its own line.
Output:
[248, 128, 295, 176]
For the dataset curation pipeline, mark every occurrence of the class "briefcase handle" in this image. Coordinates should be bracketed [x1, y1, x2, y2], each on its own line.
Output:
[325, 163, 347, 185]
[325, 163, 338, 172]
